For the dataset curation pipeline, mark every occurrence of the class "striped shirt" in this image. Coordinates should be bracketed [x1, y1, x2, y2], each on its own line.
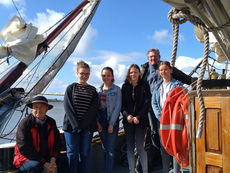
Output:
[73, 83, 96, 121]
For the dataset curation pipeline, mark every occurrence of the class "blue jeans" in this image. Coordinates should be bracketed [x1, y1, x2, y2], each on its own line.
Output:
[64, 129, 93, 173]
[124, 124, 148, 173]
[99, 111, 119, 173]
[19, 160, 43, 173]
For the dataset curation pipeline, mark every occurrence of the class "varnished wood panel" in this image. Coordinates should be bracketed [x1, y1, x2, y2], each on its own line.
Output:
[193, 95, 230, 173]
[206, 165, 223, 173]
[205, 109, 222, 153]
[195, 97, 221, 110]
[189, 96, 196, 173]
[195, 99, 206, 173]
[189, 89, 230, 97]
[190, 93, 230, 173]
[205, 152, 222, 167]
[189, 91, 230, 173]
[221, 98, 230, 173]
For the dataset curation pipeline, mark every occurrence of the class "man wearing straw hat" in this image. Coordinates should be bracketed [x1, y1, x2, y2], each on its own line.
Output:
[13, 96, 61, 173]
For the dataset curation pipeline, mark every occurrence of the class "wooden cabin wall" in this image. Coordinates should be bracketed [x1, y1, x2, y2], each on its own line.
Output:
[189, 90, 230, 173]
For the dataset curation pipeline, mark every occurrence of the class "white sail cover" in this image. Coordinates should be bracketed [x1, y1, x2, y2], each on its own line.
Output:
[194, 26, 227, 62]
[0, 16, 45, 65]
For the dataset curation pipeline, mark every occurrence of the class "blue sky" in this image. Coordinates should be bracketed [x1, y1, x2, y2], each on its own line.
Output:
[0, 0, 219, 97]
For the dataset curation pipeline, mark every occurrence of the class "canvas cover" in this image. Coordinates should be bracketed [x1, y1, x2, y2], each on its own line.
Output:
[0, 16, 45, 65]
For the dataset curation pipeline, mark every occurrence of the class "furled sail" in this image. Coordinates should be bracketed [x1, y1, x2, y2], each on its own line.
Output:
[0, 16, 45, 65]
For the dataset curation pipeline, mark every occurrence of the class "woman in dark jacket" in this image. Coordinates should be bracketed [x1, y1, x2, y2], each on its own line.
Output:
[121, 64, 151, 173]
[63, 61, 98, 173]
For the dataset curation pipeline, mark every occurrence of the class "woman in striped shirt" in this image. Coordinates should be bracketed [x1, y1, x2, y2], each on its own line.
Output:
[63, 61, 99, 173]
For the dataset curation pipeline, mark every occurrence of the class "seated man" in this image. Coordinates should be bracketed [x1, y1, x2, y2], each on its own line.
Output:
[13, 96, 61, 173]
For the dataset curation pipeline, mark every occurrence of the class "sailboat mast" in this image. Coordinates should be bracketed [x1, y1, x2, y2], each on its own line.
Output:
[0, 0, 90, 92]
[37, 0, 89, 54]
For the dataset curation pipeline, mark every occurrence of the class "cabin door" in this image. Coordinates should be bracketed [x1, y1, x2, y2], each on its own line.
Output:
[195, 95, 230, 173]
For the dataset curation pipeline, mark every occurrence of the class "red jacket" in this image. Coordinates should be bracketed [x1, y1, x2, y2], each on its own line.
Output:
[13, 114, 60, 168]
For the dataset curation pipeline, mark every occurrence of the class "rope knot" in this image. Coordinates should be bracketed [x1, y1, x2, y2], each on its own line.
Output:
[168, 8, 188, 25]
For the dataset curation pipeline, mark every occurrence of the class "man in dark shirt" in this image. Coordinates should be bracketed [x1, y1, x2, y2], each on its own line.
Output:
[140, 48, 196, 172]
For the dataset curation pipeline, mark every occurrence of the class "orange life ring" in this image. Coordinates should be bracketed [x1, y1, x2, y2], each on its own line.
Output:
[171, 92, 189, 167]
[160, 86, 183, 156]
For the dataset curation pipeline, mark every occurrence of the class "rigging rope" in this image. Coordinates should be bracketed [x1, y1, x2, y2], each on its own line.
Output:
[196, 31, 209, 138]
[0, 101, 25, 138]
[168, 8, 188, 67]
[168, 8, 210, 138]
[11, 0, 23, 19]
[42, 10, 72, 35]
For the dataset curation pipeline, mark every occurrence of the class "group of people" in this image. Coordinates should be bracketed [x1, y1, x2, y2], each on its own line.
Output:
[13, 48, 195, 173]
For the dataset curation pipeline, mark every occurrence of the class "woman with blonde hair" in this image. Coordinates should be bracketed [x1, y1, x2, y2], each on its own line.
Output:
[63, 61, 98, 173]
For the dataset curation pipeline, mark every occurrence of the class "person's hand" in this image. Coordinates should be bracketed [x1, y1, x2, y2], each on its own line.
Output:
[97, 122, 102, 133]
[133, 117, 139, 124]
[127, 115, 133, 124]
[50, 157, 56, 173]
[108, 124, 114, 133]
[43, 162, 52, 173]
[43, 158, 56, 173]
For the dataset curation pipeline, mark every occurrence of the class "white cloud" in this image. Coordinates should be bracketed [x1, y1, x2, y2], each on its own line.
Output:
[31, 9, 65, 34]
[88, 57, 128, 87]
[0, 0, 26, 18]
[75, 25, 97, 56]
[45, 78, 68, 95]
[0, 0, 23, 7]
[175, 56, 202, 70]
[149, 29, 184, 44]
[150, 29, 172, 44]
[69, 50, 144, 64]
[175, 56, 202, 76]
[0, 0, 12, 6]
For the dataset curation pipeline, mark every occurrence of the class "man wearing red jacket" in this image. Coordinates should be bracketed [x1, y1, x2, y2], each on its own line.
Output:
[13, 96, 61, 173]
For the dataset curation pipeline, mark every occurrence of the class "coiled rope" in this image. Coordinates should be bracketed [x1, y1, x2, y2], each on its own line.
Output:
[168, 8, 210, 138]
